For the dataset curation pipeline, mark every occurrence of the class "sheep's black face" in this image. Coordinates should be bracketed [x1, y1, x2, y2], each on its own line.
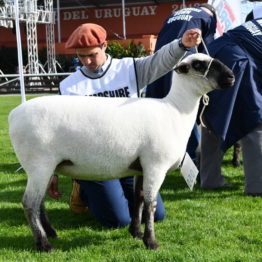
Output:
[174, 54, 235, 90]
[191, 59, 210, 74]
[207, 58, 235, 89]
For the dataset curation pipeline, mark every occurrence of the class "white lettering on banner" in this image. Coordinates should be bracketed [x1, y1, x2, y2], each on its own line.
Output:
[172, 4, 179, 12]
[132, 7, 139, 16]
[113, 9, 121, 17]
[72, 11, 80, 20]
[171, 3, 203, 14]
[94, 9, 102, 18]
[95, 6, 157, 19]
[63, 11, 71, 20]
[149, 5, 157, 15]
[104, 9, 112, 18]
[140, 6, 150, 16]
[63, 6, 157, 20]
[125, 8, 131, 17]
[63, 10, 89, 20]
[243, 21, 262, 36]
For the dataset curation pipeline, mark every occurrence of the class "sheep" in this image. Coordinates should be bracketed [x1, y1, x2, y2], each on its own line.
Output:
[8, 53, 235, 252]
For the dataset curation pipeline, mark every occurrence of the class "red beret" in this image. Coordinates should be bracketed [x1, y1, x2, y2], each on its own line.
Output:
[65, 23, 107, 49]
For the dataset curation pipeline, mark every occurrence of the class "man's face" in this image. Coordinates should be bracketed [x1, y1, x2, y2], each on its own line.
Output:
[76, 42, 107, 72]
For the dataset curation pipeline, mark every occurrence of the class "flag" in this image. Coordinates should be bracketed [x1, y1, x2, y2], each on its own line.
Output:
[208, 0, 242, 36]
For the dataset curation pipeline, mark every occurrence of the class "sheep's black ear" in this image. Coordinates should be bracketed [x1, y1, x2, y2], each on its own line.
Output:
[174, 62, 189, 74]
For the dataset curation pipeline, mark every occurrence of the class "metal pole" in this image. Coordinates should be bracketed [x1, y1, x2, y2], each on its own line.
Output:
[0, 72, 71, 77]
[14, 0, 26, 103]
[183, 0, 186, 8]
[122, 0, 126, 40]
[57, 0, 61, 43]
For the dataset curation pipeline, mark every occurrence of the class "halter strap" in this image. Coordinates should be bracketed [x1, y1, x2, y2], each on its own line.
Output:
[195, 35, 210, 56]
[190, 57, 214, 80]
[181, 36, 212, 127]
[199, 94, 210, 128]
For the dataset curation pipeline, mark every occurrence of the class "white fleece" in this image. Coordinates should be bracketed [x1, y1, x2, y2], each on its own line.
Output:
[9, 53, 231, 202]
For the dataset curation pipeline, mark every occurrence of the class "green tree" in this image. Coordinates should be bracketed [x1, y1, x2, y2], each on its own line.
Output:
[106, 41, 147, 58]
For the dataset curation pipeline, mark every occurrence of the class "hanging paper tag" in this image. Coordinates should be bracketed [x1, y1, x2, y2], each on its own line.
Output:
[180, 153, 199, 190]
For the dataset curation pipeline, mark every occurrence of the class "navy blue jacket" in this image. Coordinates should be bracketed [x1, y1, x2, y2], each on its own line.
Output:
[146, 6, 216, 98]
[204, 19, 262, 151]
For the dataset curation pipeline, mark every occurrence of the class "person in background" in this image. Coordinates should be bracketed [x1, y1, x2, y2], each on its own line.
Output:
[245, 4, 262, 21]
[48, 23, 202, 227]
[199, 16, 262, 195]
[72, 57, 81, 71]
[146, 3, 217, 164]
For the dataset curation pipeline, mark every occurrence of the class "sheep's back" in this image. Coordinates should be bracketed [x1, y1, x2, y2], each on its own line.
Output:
[8, 96, 170, 175]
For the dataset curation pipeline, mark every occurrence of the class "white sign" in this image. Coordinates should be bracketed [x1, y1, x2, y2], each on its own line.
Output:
[180, 153, 199, 190]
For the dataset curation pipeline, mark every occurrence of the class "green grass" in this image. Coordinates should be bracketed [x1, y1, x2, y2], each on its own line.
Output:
[0, 96, 262, 262]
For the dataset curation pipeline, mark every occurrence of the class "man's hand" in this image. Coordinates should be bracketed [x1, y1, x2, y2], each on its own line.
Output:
[182, 28, 202, 48]
[47, 175, 62, 200]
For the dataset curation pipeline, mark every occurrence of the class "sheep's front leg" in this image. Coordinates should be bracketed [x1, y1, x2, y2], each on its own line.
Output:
[143, 199, 159, 249]
[142, 168, 166, 250]
[129, 176, 144, 239]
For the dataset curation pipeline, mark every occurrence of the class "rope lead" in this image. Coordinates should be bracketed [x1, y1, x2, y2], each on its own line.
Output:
[199, 94, 210, 128]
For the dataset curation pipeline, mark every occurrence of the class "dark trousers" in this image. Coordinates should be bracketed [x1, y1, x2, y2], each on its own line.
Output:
[77, 176, 166, 228]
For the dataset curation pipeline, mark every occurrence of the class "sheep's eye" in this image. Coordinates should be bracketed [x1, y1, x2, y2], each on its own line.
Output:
[192, 60, 206, 72]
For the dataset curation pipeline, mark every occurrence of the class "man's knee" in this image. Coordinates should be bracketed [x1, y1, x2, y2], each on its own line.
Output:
[155, 208, 166, 222]
[101, 213, 131, 228]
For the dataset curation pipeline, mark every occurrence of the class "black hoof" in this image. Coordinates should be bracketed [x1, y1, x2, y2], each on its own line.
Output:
[46, 228, 58, 239]
[36, 241, 53, 252]
[143, 237, 159, 250]
[129, 225, 144, 239]
[133, 231, 144, 239]
[232, 160, 241, 167]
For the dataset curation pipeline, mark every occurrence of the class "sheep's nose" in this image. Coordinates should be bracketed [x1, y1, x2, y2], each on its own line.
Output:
[226, 72, 235, 85]
[219, 71, 235, 89]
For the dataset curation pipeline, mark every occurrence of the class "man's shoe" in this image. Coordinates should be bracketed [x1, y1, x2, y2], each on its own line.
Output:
[69, 181, 88, 214]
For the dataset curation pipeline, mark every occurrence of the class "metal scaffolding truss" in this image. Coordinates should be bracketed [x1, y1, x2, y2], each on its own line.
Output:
[0, 0, 57, 74]
[45, 0, 56, 73]
[26, 0, 39, 74]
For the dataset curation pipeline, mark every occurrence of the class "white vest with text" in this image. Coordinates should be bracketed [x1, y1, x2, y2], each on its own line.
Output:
[60, 57, 139, 98]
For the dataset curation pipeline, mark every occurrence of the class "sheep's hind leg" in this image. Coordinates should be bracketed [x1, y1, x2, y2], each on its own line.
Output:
[40, 201, 57, 239]
[129, 176, 144, 239]
[22, 170, 54, 252]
